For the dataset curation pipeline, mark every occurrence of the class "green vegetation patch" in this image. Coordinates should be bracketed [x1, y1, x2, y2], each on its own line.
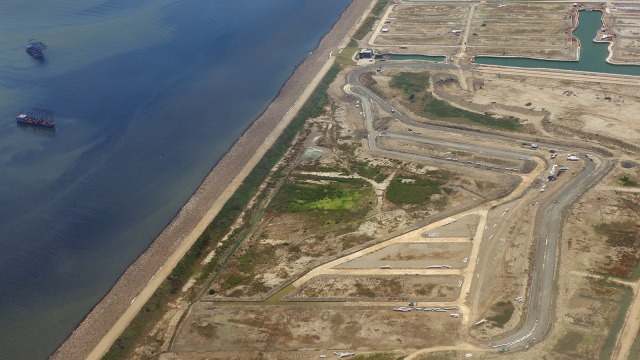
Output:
[351, 160, 388, 182]
[386, 174, 441, 205]
[390, 72, 430, 99]
[618, 174, 638, 187]
[353, 0, 389, 40]
[487, 300, 515, 328]
[353, 17, 376, 40]
[387, 72, 522, 131]
[335, 41, 359, 65]
[422, 99, 521, 131]
[272, 178, 370, 212]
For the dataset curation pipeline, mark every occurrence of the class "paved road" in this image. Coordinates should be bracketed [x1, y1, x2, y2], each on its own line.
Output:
[491, 154, 610, 350]
[346, 61, 613, 352]
[345, 63, 536, 171]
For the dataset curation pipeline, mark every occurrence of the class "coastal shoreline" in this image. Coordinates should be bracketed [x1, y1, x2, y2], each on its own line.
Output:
[49, 1, 372, 359]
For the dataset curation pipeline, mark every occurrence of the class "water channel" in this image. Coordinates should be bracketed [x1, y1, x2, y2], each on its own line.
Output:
[474, 11, 640, 75]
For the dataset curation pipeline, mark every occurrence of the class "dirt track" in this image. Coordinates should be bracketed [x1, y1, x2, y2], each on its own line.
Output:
[49, 1, 373, 359]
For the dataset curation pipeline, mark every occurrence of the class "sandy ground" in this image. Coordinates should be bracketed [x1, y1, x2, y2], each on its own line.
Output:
[49, 1, 373, 359]
[290, 274, 462, 302]
[334, 242, 473, 269]
[169, 304, 460, 356]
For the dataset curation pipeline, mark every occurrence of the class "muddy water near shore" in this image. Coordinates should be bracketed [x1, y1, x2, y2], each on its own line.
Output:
[0, 0, 350, 358]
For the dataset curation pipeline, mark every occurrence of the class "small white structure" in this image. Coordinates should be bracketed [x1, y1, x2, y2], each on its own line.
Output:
[393, 307, 413, 312]
[333, 352, 355, 358]
[427, 265, 452, 269]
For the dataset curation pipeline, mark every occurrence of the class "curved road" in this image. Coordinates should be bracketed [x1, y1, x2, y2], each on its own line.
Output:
[346, 61, 613, 352]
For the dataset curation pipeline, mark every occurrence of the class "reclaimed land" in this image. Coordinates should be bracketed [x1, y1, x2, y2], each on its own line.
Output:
[49, 0, 373, 359]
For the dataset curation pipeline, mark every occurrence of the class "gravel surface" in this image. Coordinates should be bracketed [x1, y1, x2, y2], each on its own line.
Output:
[50, 1, 372, 359]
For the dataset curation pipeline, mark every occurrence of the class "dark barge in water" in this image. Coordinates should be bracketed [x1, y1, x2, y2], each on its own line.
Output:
[25, 39, 46, 59]
[17, 108, 55, 128]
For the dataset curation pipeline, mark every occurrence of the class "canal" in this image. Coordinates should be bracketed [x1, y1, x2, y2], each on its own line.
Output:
[474, 11, 640, 76]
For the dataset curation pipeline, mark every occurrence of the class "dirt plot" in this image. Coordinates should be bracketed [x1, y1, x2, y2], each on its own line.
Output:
[615, 26, 640, 37]
[424, 214, 479, 238]
[468, 35, 568, 48]
[375, 2, 577, 59]
[289, 275, 462, 302]
[373, 4, 467, 47]
[170, 304, 459, 354]
[448, 71, 640, 145]
[564, 180, 640, 279]
[478, 3, 568, 14]
[390, 4, 470, 15]
[470, 22, 568, 37]
[335, 242, 472, 269]
[605, 8, 640, 64]
[374, 35, 461, 47]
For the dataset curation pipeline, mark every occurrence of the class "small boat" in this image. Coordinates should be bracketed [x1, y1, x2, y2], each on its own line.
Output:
[25, 39, 47, 59]
[16, 108, 55, 128]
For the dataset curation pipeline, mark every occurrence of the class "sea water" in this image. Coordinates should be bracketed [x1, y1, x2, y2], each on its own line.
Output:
[0, 0, 351, 358]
